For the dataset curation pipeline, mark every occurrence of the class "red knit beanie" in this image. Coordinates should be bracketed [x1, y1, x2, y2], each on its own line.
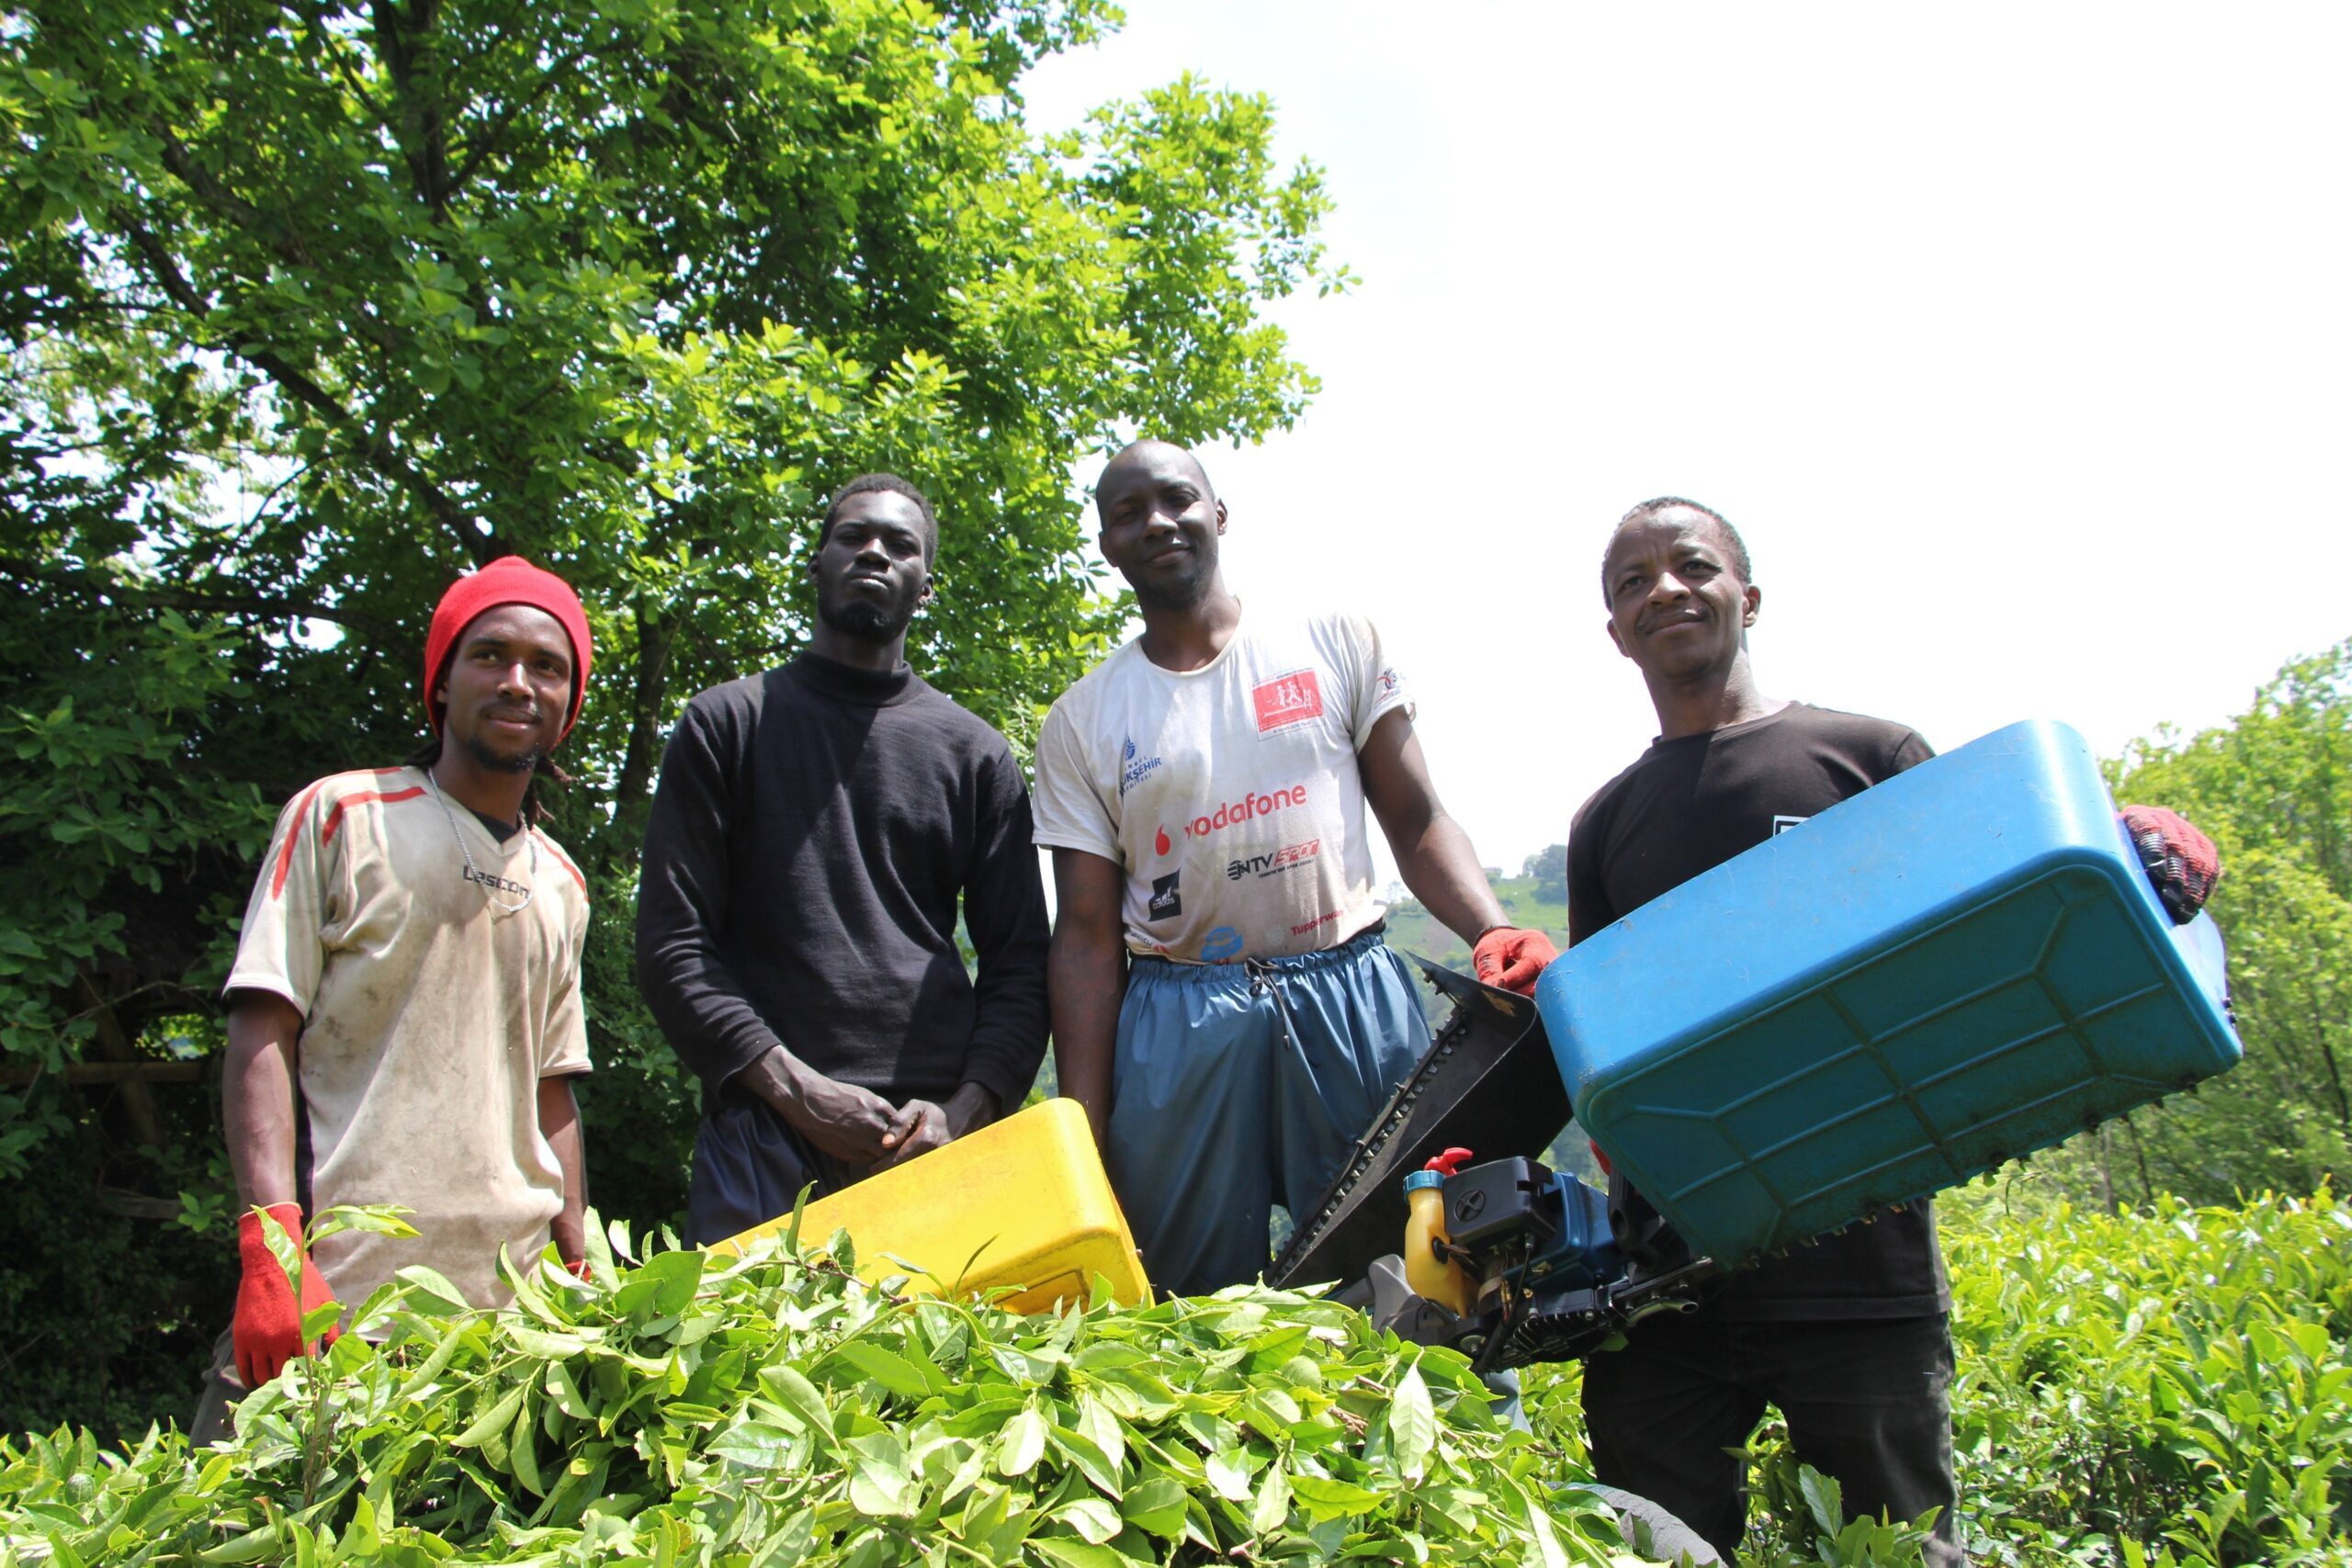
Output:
[422, 557, 594, 741]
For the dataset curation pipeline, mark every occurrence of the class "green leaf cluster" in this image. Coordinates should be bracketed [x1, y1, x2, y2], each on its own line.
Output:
[2089, 638, 2352, 1206]
[1521, 1188, 2352, 1565]
[0, 1221, 1654, 1567]
[1937, 1185, 2352, 1566]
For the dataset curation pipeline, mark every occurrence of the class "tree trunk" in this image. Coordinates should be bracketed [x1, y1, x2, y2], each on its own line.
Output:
[604, 596, 682, 872]
[72, 975, 169, 1153]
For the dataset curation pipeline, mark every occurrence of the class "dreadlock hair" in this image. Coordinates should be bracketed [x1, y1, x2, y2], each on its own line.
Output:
[404, 735, 572, 827]
[821, 472, 939, 563]
[1600, 496, 1753, 605]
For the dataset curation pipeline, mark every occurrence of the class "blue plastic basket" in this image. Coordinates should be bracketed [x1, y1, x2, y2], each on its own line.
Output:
[1535, 718, 2240, 1267]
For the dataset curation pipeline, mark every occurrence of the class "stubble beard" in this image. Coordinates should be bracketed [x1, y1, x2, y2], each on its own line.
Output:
[1128, 556, 1216, 612]
[817, 589, 915, 643]
[462, 733, 546, 775]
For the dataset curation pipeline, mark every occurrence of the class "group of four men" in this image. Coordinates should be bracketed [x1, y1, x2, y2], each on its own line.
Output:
[200, 439, 2218, 1562]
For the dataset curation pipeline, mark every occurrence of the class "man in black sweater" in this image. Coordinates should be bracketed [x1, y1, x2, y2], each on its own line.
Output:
[1568, 497, 1962, 1565]
[1571, 502, 2220, 1562]
[637, 474, 1050, 1245]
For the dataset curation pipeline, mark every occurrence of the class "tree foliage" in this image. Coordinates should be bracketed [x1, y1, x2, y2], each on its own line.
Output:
[2080, 639, 2352, 1206]
[0, 0, 1346, 1430]
[1521, 844, 1566, 907]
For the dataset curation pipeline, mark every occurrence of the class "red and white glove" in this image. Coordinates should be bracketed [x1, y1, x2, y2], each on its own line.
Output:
[2120, 805, 2220, 925]
[1472, 926, 1559, 996]
[232, 1203, 341, 1389]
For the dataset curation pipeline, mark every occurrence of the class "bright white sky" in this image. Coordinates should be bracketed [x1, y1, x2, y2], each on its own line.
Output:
[1015, 3, 2351, 889]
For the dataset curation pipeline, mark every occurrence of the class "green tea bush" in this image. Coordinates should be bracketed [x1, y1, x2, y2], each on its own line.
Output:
[1524, 1188, 2352, 1567]
[1939, 1184, 2352, 1567]
[0, 1213, 1658, 1568]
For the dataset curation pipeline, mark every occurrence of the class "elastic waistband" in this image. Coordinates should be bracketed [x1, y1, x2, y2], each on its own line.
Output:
[1129, 921, 1390, 982]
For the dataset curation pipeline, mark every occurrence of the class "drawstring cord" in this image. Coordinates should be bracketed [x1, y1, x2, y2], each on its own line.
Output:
[1244, 956, 1304, 1058]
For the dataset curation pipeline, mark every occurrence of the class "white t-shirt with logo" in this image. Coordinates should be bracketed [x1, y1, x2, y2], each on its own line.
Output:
[1033, 612, 1411, 963]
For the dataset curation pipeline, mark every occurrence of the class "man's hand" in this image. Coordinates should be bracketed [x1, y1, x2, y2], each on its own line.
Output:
[739, 1047, 903, 1166]
[782, 1068, 908, 1167]
[2121, 805, 2220, 924]
[1473, 925, 1559, 995]
[876, 1083, 1000, 1170]
[232, 1203, 339, 1388]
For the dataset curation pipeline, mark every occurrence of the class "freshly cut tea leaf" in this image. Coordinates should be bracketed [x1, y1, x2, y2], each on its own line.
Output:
[997, 1403, 1047, 1478]
[709, 1420, 808, 1470]
[452, 1383, 527, 1450]
[823, 1339, 941, 1400]
[848, 1456, 918, 1517]
[1288, 1474, 1385, 1518]
[1206, 1447, 1254, 1502]
[1054, 1495, 1123, 1544]
[1251, 1465, 1291, 1534]
[1031, 1537, 1126, 1568]
[756, 1364, 838, 1450]
[1119, 1475, 1189, 1540]
[1390, 1362, 1436, 1481]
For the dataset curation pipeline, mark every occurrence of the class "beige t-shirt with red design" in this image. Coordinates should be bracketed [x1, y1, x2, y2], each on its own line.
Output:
[226, 765, 592, 1315]
[1032, 612, 1412, 963]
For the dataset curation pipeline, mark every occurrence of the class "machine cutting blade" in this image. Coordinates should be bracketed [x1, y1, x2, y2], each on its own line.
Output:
[1267, 957, 1572, 1291]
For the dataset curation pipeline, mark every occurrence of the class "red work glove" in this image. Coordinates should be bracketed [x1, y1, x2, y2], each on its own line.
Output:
[232, 1203, 340, 1389]
[565, 1255, 594, 1282]
[1472, 926, 1560, 995]
[2120, 805, 2220, 925]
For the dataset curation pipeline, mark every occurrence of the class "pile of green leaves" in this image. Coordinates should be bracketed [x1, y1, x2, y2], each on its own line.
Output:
[0, 1215, 1656, 1568]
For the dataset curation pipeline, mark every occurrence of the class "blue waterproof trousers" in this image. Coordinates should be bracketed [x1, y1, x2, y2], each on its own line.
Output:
[1108, 926, 1433, 1298]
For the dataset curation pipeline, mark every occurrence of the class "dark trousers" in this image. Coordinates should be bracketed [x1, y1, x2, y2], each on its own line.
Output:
[1580, 1311, 1962, 1568]
[685, 1093, 867, 1248]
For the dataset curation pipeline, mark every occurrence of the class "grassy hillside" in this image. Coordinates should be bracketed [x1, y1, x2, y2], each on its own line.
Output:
[1381, 873, 1570, 975]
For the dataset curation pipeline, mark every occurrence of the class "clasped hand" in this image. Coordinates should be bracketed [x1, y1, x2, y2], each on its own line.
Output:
[772, 1060, 990, 1172]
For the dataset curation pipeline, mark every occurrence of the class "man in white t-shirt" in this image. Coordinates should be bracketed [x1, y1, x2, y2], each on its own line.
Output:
[194, 557, 596, 1439]
[1035, 440, 1557, 1294]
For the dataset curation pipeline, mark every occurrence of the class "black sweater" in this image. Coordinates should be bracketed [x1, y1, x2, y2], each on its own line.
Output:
[636, 654, 1050, 1115]
[1567, 704, 1949, 1321]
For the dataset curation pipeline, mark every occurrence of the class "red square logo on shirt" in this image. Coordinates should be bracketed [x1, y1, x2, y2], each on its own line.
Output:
[1253, 671, 1324, 733]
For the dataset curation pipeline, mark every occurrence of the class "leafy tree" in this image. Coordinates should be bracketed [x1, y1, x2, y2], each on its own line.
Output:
[0, 0, 1345, 1431]
[1523, 842, 1566, 905]
[2086, 639, 2352, 1206]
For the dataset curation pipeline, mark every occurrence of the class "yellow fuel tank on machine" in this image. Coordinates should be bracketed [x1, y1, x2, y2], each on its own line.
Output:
[708, 1099, 1150, 1314]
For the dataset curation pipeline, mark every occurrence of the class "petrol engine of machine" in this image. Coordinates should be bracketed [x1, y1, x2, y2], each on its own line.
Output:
[1369, 1151, 1718, 1372]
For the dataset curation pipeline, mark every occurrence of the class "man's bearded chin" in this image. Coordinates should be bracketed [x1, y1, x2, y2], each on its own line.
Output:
[462, 734, 546, 775]
[818, 591, 914, 641]
[1130, 562, 1214, 612]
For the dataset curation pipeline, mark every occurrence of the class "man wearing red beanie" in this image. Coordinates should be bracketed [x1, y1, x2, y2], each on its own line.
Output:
[193, 556, 598, 1439]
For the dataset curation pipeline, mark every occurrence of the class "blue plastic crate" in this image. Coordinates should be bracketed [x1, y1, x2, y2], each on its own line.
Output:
[1535, 719, 2240, 1267]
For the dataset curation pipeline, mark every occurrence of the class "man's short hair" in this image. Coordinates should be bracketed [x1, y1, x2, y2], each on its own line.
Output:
[822, 473, 938, 562]
[1602, 496, 1753, 604]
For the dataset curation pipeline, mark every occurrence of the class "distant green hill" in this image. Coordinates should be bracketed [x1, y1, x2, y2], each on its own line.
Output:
[1381, 874, 1569, 975]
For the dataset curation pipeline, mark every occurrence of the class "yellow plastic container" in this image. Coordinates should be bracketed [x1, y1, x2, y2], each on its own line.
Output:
[707, 1098, 1150, 1314]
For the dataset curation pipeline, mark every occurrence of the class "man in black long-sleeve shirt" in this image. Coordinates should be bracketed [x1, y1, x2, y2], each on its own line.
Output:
[637, 474, 1050, 1244]
[1569, 497, 1960, 1567]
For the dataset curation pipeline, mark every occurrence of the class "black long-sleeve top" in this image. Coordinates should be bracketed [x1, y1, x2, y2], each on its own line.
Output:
[636, 654, 1050, 1115]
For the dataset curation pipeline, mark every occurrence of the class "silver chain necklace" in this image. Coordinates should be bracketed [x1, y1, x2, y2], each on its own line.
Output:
[422, 769, 537, 915]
